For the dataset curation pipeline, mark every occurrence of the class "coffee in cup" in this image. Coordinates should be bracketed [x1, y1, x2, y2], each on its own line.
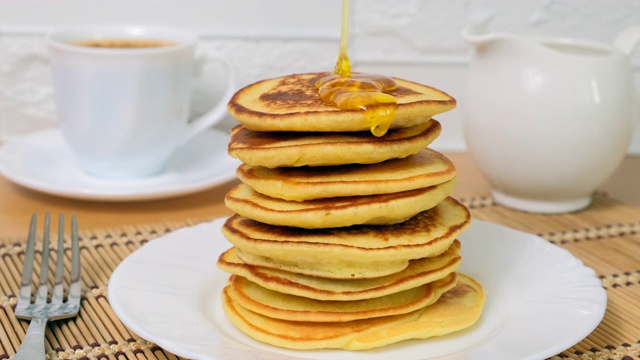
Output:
[72, 38, 176, 48]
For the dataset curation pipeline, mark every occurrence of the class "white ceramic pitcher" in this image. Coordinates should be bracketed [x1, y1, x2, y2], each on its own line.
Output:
[463, 23, 640, 213]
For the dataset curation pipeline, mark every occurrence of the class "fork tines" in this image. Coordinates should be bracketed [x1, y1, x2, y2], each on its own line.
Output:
[16, 213, 81, 321]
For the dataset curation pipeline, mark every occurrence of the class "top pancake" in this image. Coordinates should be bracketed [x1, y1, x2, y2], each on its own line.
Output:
[227, 72, 456, 132]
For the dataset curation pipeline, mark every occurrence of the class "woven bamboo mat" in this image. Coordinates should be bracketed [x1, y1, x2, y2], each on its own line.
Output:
[0, 194, 638, 360]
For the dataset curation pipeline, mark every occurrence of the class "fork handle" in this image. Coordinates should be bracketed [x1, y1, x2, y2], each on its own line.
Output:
[14, 317, 47, 360]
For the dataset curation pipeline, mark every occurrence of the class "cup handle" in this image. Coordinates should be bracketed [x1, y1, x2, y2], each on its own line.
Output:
[180, 53, 236, 144]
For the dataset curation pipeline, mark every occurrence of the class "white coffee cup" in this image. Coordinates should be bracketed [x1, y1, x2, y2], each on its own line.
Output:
[47, 25, 235, 178]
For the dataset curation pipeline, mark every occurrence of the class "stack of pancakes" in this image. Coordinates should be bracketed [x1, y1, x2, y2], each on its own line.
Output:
[217, 72, 485, 351]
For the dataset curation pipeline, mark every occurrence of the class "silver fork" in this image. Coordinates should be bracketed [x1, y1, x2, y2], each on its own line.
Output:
[14, 213, 81, 360]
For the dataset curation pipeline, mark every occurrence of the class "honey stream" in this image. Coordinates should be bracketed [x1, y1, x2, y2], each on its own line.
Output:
[316, 0, 398, 137]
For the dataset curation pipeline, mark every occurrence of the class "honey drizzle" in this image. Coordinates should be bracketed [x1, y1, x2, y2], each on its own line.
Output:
[316, 0, 398, 137]
[334, 0, 351, 78]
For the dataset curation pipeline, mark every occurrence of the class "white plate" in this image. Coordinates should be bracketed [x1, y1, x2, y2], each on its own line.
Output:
[0, 128, 240, 201]
[108, 219, 606, 360]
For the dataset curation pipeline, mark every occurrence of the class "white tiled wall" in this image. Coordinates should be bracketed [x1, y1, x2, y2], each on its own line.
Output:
[1, 0, 640, 153]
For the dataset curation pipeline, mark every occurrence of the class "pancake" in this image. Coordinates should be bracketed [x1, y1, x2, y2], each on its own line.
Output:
[224, 273, 457, 323]
[227, 72, 456, 133]
[221, 273, 485, 350]
[217, 240, 461, 301]
[224, 178, 456, 229]
[228, 119, 441, 168]
[236, 148, 456, 201]
[221, 197, 469, 279]
[236, 247, 412, 279]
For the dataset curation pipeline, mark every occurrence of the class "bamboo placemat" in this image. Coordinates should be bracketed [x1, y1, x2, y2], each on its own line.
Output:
[0, 194, 639, 360]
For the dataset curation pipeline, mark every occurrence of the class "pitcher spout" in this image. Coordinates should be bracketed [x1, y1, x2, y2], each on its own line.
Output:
[462, 22, 502, 48]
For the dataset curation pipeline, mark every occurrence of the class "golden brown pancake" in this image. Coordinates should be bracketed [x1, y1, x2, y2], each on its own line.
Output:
[221, 273, 485, 350]
[224, 178, 456, 229]
[228, 119, 442, 168]
[221, 197, 469, 279]
[227, 72, 456, 132]
[225, 273, 457, 323]
[236, 148, 456, 201]
[217, 241, 461, 301]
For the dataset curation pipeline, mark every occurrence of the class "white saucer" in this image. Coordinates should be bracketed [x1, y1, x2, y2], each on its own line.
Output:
[0, 128, 240, 201]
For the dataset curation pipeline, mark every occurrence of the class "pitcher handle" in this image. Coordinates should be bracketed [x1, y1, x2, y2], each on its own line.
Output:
[614, 25, 640, 55]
